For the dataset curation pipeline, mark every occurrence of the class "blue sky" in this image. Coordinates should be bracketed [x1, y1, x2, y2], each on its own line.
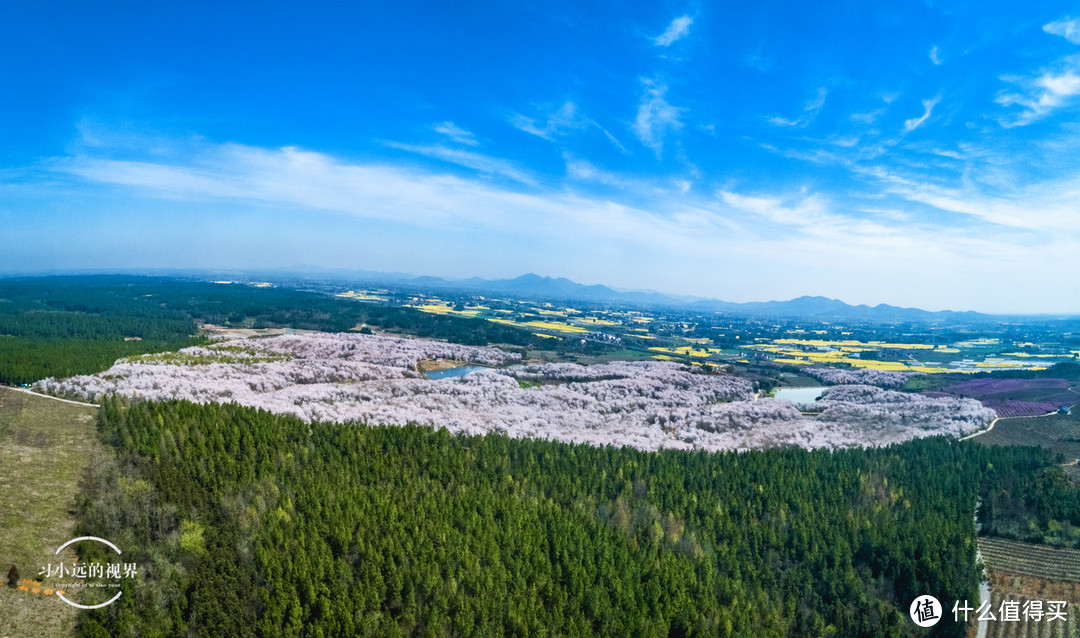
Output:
[2, 1, 1079, 313]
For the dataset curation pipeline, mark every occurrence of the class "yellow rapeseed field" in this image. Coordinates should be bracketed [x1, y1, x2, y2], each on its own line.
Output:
[413, 304, 480, 317]
[335, 290, 388, 301]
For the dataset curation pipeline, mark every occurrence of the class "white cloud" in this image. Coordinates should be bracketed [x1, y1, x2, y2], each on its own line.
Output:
[768, 88, 827, 128]
[929, 45, 942, 65]
[40, 134, 1080, 313]
[511, 102, 626, 153]
[510, 101, 590, 141]
[930, 148, 964, 160]
[600, 127, 629, 153]
[432, 121, 478, 146]
[1044, 17, 1080, 44]
[858, 163, 1080, 232]
[633, 79, 684, 157]
[997, 65, 1080, 126]
[653, 15, 692, 47]
[563, 155, 626, 186]
[827, 136, 860, 148]
[903, 97, 939, 132]
[995, 19, 1080, 127]
[385, 142, 538, 185]
[851, 107, 885, 124]
[53, 141, 730, 258]
[719, 190, 830, 227]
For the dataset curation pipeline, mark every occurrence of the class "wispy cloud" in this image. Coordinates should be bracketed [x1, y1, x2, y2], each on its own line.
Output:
[510, 101, 588, 141]
[384, 142, 538, 185]
[930, 147, 964, 160]
[600, 128, 629, 153]
[563, 154, 626, 186]
[633, 79, 684, 157]
[50, 140, 743, 260]
[744, 48, 771, 72]
[903, 97, 939, 132]
[851, 107, 885, 124]
[718, 190, 832, 227]
[996, 63, 1080, 127]
[432, 121, 478, 146]
[1044, 16, 1080, 44]
[929, 45, 942, 65]
[35, 134, 1080, 313]
[510, 102, 626, 152]
[768, 88, 827, 128]
[858, 163, 1080, 232]
[653, 15, 692, 47]
[994, 18, 1080, 126]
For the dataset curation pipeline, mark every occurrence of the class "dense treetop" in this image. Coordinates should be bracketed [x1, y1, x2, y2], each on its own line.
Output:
[72, 398, 1074, 637]
[0, 276, 556, 384]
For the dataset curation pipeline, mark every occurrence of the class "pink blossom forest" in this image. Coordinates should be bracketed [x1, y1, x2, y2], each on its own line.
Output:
[36, 332, 996, 451]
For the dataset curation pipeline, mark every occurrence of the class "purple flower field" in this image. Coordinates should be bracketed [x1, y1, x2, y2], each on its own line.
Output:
[943, 378, 1076, 403]
[980, 400, 1060, 418]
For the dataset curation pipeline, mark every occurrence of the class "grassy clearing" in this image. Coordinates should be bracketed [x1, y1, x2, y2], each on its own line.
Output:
[0, 387, 99, 636]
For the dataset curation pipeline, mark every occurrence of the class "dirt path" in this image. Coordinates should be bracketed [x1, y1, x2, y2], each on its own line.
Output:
[958, 408, 1066, 442]
[959, 417, 1000, 441]
[4, 386, 98, 408]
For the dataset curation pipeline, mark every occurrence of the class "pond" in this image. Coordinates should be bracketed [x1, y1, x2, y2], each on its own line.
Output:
[772, 386, 826, 403]
[425, 365, 489, 380]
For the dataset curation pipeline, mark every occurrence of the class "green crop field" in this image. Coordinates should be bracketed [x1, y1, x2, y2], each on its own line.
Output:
[976, 411, 1080, 461]
[0, 388, 99, 636]
[978, 537, 1080, 583]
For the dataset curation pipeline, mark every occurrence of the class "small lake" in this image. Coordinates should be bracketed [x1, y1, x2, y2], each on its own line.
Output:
[772, 387, 826, 403]
[426, 366, 489, 380]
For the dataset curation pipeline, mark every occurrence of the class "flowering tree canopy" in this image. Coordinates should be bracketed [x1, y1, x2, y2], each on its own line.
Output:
[805, 367, 922, 388]
[36, 332, 993, 452]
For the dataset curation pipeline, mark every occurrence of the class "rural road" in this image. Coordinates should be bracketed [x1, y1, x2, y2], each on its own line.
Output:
[959, 417, 1000, 441]
[4, 386, 99, 408]
[958, 406, 1072, 442]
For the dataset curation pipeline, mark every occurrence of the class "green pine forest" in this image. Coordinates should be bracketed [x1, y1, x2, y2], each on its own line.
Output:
[72, 398, 1072, 637]
[0, 276, 554, 385]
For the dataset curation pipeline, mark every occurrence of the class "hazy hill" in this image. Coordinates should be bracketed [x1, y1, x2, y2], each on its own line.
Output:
[343, 271, 995, 322]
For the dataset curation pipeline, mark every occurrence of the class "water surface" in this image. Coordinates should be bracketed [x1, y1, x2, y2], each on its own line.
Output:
[426, 365, 488, 380]
[772, 387, 826, 403]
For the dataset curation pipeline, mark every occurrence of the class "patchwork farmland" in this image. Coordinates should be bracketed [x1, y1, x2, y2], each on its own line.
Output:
[979, 567, 1080, 638]
[977, 410, 1080, 461]
[978, 538, 1080, 637]
[978, 537, 1080, 583]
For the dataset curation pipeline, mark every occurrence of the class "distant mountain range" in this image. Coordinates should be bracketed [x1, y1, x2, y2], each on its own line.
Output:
[11, 267, 1041, 322]
[316, 270, 998, 323]
[692, 295, 991, 323]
